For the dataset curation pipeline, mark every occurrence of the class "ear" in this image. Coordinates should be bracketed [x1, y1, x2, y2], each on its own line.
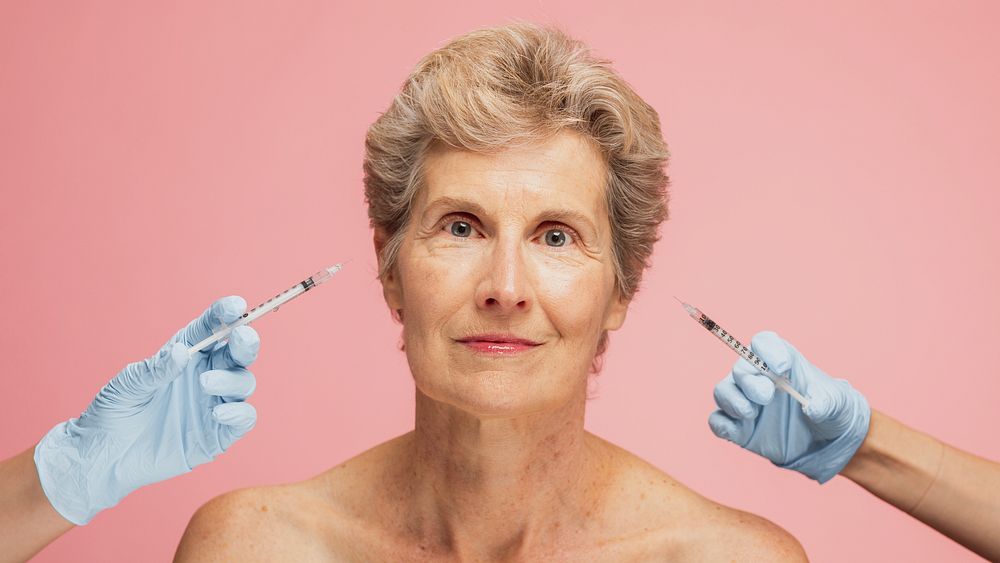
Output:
[373, 228, 404, 312]
[603, 294, 630, 332]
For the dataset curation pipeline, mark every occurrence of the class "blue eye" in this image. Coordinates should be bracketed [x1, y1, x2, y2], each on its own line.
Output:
[449, 220, 473, 237]
[544, 229, 568, 247]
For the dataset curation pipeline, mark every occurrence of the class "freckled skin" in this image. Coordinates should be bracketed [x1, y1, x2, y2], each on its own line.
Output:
[389, 132, 623, 418]
[174, 132, 807, 562]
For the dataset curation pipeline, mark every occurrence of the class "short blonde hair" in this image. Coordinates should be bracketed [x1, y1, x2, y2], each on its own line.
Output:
[363, 22, 670, 369]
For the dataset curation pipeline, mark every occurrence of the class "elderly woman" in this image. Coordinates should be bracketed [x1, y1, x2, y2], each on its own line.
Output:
[175, 23, 806, 561]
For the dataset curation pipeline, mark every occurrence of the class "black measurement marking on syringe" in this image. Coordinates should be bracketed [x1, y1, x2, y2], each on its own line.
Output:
[688, 304, 780, 379]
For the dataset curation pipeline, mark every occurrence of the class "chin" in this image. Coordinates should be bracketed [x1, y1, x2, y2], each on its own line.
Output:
[416, 370, 576, 418]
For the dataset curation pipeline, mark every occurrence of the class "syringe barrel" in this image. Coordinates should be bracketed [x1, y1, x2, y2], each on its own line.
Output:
[691, 308, 810, 408]
[187, 263, 345, 356]
[705, 320, 769, 372]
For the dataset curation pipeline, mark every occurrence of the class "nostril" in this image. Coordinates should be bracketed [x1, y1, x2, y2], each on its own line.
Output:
[486, 298, 497, 306]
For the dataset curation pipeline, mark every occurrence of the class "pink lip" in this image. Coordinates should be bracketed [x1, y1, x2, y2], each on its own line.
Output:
[457, 334, 542, 355]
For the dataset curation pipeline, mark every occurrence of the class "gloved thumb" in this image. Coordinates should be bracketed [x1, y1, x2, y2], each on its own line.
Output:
[803, 385, 839, 424]
[103, 297, 245, 405]
[101, 341, 191, 406]
[151, 342, 192, 388]
[802, 378, 866, 441]
[755, 331, 854, 427]
[135, 341, 191, 393]
[749, 331, 794, 375]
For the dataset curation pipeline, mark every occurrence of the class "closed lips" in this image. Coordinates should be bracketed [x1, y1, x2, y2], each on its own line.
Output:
[457, 335, 541, 345]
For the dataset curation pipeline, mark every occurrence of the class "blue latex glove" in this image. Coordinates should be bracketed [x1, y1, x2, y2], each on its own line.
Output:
[708, 331, 871, 483]
[33, 296, 260, 525]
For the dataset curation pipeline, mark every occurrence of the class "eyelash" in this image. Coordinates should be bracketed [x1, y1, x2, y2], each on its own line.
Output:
[438, 213, 579, 247]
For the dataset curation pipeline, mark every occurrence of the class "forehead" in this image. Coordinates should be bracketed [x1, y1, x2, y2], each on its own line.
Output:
[417, 131, 608, 219]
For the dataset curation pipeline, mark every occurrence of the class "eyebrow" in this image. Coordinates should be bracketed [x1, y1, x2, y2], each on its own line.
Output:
[421, 196, 599, 236]
[422, 196, 488, 222]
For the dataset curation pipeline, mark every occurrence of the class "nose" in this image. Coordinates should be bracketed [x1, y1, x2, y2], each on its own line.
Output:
[474, 238, 532, 314]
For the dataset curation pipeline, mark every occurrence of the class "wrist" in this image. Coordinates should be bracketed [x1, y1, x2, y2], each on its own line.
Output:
[840, 410, 883, 482]
[0, 446, 75, 561]
[34, 419, 111, 525]
[841, 410, 944, 511]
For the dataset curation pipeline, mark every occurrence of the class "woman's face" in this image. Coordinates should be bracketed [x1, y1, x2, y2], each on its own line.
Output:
[379, 131, 629, 417]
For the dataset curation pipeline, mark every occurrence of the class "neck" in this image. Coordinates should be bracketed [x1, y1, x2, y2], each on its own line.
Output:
[392, 387, 608, 560]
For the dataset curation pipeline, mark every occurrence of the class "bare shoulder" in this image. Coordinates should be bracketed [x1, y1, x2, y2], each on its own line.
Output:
[174, 436, 409, 562]
[676, 502, 808, 562]
[173, 484, 328, 562]
[588, 435, 807, 562]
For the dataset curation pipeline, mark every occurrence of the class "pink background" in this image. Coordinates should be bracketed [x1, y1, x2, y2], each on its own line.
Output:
[2, 1, 997, 561]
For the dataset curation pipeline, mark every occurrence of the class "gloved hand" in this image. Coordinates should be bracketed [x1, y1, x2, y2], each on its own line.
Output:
[33, 296, 260, 525]
[708, 331, 871, 483]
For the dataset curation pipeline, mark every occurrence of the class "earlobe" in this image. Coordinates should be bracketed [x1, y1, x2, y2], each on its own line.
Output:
[383, 279, 403, 312]
[604, 296, 630, 331]
[373, 229, 404, 312]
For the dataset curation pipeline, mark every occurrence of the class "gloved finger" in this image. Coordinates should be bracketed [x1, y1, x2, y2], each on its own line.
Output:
[213, 402, 257, 451]
[199, 367, 257, 401]
[208, 325, 260, 371]
[732, 358, 775, 405]
[708, 409, 753, 446]
[177, 296, 247, 350]
[713, 373, 759, 419]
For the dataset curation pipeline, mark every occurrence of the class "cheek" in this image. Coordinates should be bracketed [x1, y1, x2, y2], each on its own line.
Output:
[534, 258, 615, 339]
[398, 246, 478, 328]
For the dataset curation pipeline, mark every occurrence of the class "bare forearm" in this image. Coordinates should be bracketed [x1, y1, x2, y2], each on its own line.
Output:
[842, 410, 1000, 561]
[0, 446, 75, 563]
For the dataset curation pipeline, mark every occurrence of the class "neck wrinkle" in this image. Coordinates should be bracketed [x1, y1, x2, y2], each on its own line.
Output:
[397, 386, 602, 560]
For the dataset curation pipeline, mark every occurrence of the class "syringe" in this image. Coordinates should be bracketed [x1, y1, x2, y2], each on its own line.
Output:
[675, 298, 809, 408]
[188, 263, 346, 356]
